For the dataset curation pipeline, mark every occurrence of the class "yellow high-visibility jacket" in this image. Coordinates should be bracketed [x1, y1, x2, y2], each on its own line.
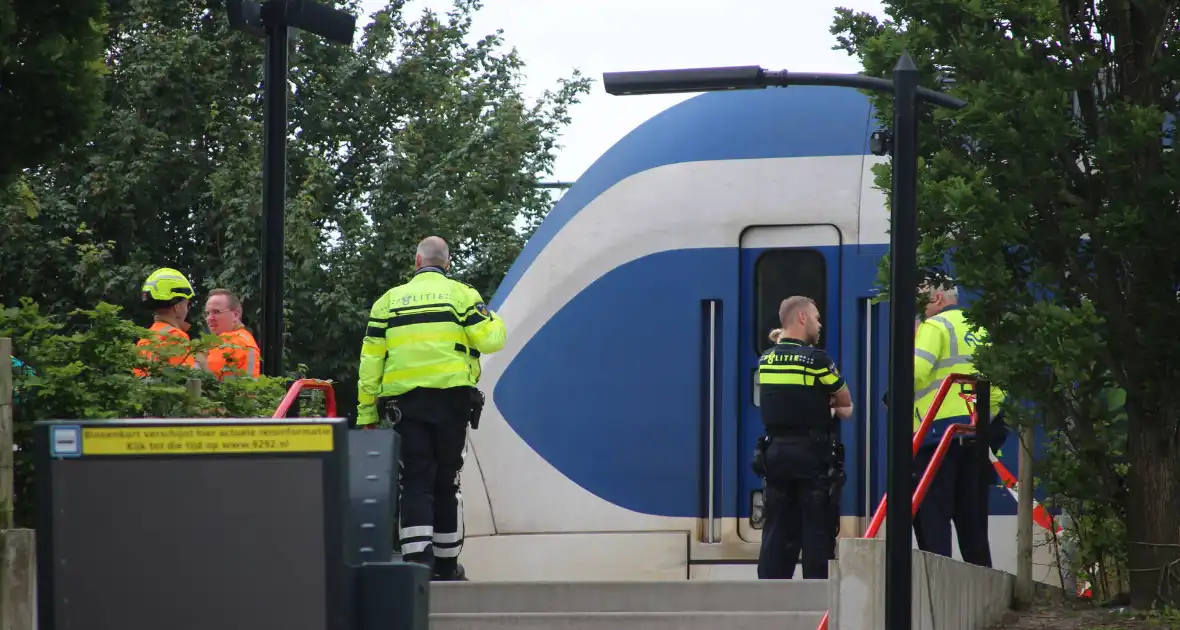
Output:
[356, 268, 507, 426]
[913, 306, 1006, 445]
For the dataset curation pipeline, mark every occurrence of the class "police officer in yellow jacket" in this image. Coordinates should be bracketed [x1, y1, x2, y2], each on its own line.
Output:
[755, 296, 853, 580]
[912, 281, 1006, 567]
[357, 236, 507, 581]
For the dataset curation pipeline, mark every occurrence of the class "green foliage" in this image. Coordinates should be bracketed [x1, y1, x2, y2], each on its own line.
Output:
[832, 0, 1180, 609]
[0, 0, 587, 528]
[0, 0, 591, 387]
[1034, 384, 1132, 603]
[0, 298, 299, 527]
[0, 0, 109, 184]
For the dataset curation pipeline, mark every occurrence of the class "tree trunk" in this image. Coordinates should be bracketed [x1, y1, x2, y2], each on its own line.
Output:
[1126, 409, 1180, 609]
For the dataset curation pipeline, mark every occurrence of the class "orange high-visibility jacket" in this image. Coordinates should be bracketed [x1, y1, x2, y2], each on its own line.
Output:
[205, 327, 261, 380]
[134, 321, 195, 377]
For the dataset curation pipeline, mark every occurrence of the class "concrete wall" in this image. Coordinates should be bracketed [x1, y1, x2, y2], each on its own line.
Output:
[0, 529, 35, 630]
[875, 517, 1074, 591]
[829, 537, 1013, 630]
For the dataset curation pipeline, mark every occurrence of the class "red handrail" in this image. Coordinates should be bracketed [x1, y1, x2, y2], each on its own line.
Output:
[861, 373, 977, 537]
[272, 378, 338, 418]
[816, 373, 978, 630]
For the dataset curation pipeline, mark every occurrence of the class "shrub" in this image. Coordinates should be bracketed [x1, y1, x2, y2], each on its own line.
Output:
[1, 298, 327, 527]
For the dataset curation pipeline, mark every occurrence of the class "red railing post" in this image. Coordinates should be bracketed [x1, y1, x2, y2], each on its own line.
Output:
[271, 378, 338, 419]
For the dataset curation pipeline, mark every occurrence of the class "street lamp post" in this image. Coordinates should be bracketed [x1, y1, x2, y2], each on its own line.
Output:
[602, 55, 967, 630]
[227, 0, 357, 377]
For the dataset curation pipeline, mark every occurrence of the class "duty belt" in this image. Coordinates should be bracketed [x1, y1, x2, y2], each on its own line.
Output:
[766, 427, 833, 444]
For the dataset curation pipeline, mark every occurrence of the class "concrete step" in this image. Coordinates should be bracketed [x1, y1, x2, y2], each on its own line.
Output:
[431, 579, 830, 614]
[430, 611, 826, 630]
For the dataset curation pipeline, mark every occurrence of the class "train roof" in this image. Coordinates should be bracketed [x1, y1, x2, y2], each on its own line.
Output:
[494, 85, 878, 306]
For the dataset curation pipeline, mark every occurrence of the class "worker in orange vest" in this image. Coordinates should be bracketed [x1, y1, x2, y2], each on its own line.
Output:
[134, 267, 198, 376]
[202, 288, 261, 380]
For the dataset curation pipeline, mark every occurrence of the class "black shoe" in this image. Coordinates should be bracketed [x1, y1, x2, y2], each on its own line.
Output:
[432, 562, 468, 581]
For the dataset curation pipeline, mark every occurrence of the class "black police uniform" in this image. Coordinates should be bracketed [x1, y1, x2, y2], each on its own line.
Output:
[755, 336, 848, 580]
[387, 387, 478, 578]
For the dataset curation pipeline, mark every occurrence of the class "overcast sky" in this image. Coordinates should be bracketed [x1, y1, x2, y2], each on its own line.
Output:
[358, 0, 886, 183]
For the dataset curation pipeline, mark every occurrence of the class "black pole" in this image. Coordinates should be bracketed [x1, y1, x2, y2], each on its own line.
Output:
[975, 378, 993, 567]
[260, 2, 289, 378]
[227, 0, 354, 379]
[885, 51, 919, 630]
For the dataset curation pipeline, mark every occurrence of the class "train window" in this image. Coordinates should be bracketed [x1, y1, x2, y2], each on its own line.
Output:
[754, 249, 827, 354]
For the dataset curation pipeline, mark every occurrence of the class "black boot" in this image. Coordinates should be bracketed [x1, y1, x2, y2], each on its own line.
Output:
[432, 562, 468, 582]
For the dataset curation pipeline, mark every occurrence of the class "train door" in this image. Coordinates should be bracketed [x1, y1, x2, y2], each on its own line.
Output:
[737, 225, 843, 542]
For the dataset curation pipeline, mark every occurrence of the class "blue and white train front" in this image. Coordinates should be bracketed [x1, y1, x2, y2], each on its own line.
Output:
[450, 84, 1062, 584]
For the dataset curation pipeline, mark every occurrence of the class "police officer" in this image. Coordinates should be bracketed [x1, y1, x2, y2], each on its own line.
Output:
[755, 295, 854, 580]
[912, 280, 1007, 567]
[356, 236, 507, 581]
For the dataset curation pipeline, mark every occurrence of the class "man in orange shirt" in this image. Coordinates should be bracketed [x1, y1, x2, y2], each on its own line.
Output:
[134, 267, 198, 376]
[202, 288, 261, 380]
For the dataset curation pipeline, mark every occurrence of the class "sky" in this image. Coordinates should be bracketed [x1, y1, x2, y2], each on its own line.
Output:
[357, 0, 887, 183]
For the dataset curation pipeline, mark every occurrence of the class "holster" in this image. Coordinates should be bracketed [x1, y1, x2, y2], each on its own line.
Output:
[751, 435, 770, 478]
[376, 397, 402, 429]
[468, 388, 485, 430]
[824, 439, 846, 499]
[827, 462, 847, 499]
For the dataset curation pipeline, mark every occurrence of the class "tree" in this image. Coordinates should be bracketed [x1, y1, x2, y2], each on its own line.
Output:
[0, 0, 590, 396]
[0, 0, 108, 184]
[832, 0, 1180, 609]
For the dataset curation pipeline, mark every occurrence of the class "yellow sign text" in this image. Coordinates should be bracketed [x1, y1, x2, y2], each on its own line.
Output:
[80, 424, 334, 456]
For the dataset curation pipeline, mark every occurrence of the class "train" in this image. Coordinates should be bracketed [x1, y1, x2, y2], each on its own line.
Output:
[453, 83, 1067, 584]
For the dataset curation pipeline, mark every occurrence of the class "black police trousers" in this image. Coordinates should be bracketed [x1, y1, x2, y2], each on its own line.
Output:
[757, 437, 834, 580]
[913, 439, 992, 567]
[392, 386, 471, 576]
